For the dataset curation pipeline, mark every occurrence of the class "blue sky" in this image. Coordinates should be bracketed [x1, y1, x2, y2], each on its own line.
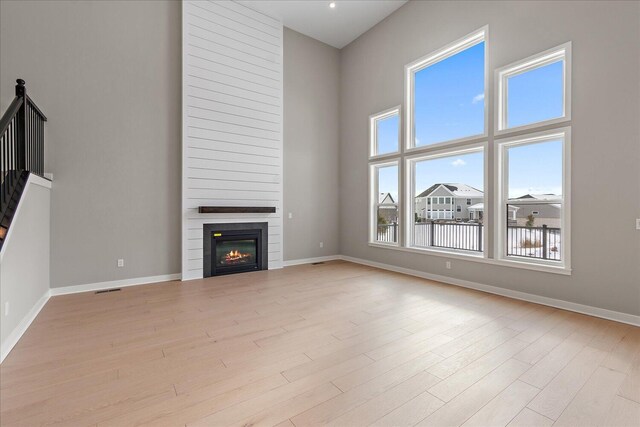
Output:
[377, 40, 564, 203]
[377, 114, 399, 155]
[414, 41, 485, 146]
[508, 60, 563, 128]
[508, 139, 563, 198]
[378, 165, 398, 201]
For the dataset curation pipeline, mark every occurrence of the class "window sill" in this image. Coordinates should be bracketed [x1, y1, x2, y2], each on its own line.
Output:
[369, 241, 400, 249]
[367, 243, 572, 276]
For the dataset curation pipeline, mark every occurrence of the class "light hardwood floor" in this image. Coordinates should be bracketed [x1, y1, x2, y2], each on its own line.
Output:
[1, 261, 639, 426]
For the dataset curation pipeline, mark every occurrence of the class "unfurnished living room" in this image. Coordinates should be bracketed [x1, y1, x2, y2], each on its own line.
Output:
[0, 0, 639, 426]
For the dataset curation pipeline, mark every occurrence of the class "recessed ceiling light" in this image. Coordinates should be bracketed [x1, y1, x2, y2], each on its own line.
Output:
[329, 2, 336, 8]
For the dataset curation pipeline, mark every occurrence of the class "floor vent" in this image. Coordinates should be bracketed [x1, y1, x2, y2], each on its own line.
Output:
[311, 262, 325, 265]
[95, 288, 122, 294]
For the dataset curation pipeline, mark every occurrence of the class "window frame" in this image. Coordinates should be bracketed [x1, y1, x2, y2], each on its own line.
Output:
[493, 127, 571, 272]
[369, 106, 401, 159]
[404, 142, 488, 258]
[495, 42, 572, 135]
[369, 159, 401, 247]
[366, 29, 572, 275]
[405, 26, 488, 153]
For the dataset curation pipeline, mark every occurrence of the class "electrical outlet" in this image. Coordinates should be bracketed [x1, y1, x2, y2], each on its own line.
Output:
[446, 261, 452, 270]
[288, 212, 293, 219]
[319, 242, 324, 248]
[117, 259, 124, 268]
[4, 301, 9, 316]
[636, 219, 640, 230]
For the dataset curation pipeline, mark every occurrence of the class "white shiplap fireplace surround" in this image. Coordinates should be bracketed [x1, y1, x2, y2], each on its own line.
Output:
[182, 0, 283, 280]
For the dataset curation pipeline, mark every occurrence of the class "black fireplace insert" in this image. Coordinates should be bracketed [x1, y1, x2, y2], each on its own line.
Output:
[203, 222, 268, 277]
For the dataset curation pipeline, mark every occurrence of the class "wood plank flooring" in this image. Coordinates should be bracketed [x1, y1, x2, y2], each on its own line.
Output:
[1, 261, 638, 426]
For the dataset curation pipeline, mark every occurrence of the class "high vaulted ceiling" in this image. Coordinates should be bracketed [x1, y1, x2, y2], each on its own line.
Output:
[236, 0, 408, 49]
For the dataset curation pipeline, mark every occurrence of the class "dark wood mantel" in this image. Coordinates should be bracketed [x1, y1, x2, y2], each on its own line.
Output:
[198, 206, 276, 214]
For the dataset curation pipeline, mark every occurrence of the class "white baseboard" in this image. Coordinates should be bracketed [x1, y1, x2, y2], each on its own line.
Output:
[1, 290, 50, 363]
[50, 273, 181, 296]
[339, 255, 640, 327]
[283, 255, 342, 267]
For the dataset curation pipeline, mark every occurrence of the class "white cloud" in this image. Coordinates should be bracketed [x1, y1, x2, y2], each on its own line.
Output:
[451, 158, 467, 167]
[472, 93, 485, 104]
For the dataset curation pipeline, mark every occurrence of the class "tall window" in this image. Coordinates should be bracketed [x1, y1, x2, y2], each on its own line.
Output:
[369, 106, 401, 245]
[402, 28, 488, 256]
[406, 29, 486, 149]
[367, 28, 571, 274]
[495, 43, 572, 270]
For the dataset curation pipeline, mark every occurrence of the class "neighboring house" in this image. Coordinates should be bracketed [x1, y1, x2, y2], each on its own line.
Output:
[509, 194, 561, 227]
[378, 192, 398, 224]
[414, 183, 483, 221]
[467, 203, 520, 222]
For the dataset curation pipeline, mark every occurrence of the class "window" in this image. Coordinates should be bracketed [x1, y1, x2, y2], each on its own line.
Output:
[496, 43, 571, 132]
[370, 107, 400, 157]
[370, 162, 399, 245]
[496, 128, 570, 267]
[406, 28, 486, 149]
[366, 27, 571, 274]
[495, 43, 572, 271]
[369, 107, 401, 244]
[408, 147, 485, 253]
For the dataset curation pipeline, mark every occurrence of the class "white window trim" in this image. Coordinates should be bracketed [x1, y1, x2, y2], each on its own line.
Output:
[495, 41, 572, 135]
[404, 26, 488, 153]
[493, 127, 571, 271]
[369, 159, 401, 247]
[365, 31, 573, 276]
[404, 142, 489, 258]
[369, 106, 401, 159]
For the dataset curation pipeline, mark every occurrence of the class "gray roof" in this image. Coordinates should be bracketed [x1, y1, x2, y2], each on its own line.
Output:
[416, 183, 483, 198]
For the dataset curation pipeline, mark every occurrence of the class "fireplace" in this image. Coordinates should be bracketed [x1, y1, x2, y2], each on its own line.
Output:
[203, 222, 268, 277]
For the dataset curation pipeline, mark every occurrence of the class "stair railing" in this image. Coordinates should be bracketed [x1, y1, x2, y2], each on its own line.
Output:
[0, 79, 48, 240]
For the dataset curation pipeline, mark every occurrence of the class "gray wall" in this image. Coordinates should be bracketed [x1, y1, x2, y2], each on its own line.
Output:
[283, 28, 341, 260]
[1, 1, 638, 317]
[0, 1, 182, 288]
[1, 178, 50, 359]
[339, 0, 640, 315]
[0, 2, 341, 287]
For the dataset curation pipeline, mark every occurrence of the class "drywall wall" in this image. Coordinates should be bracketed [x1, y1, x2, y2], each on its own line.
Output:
[0, 0, 182, 288]
[283, 28, 340, 261]
[182, 0, 284, 279]
[0, 0, 340, 287]
[0, 175, 51, 361]
[339, 0, 640, 315]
